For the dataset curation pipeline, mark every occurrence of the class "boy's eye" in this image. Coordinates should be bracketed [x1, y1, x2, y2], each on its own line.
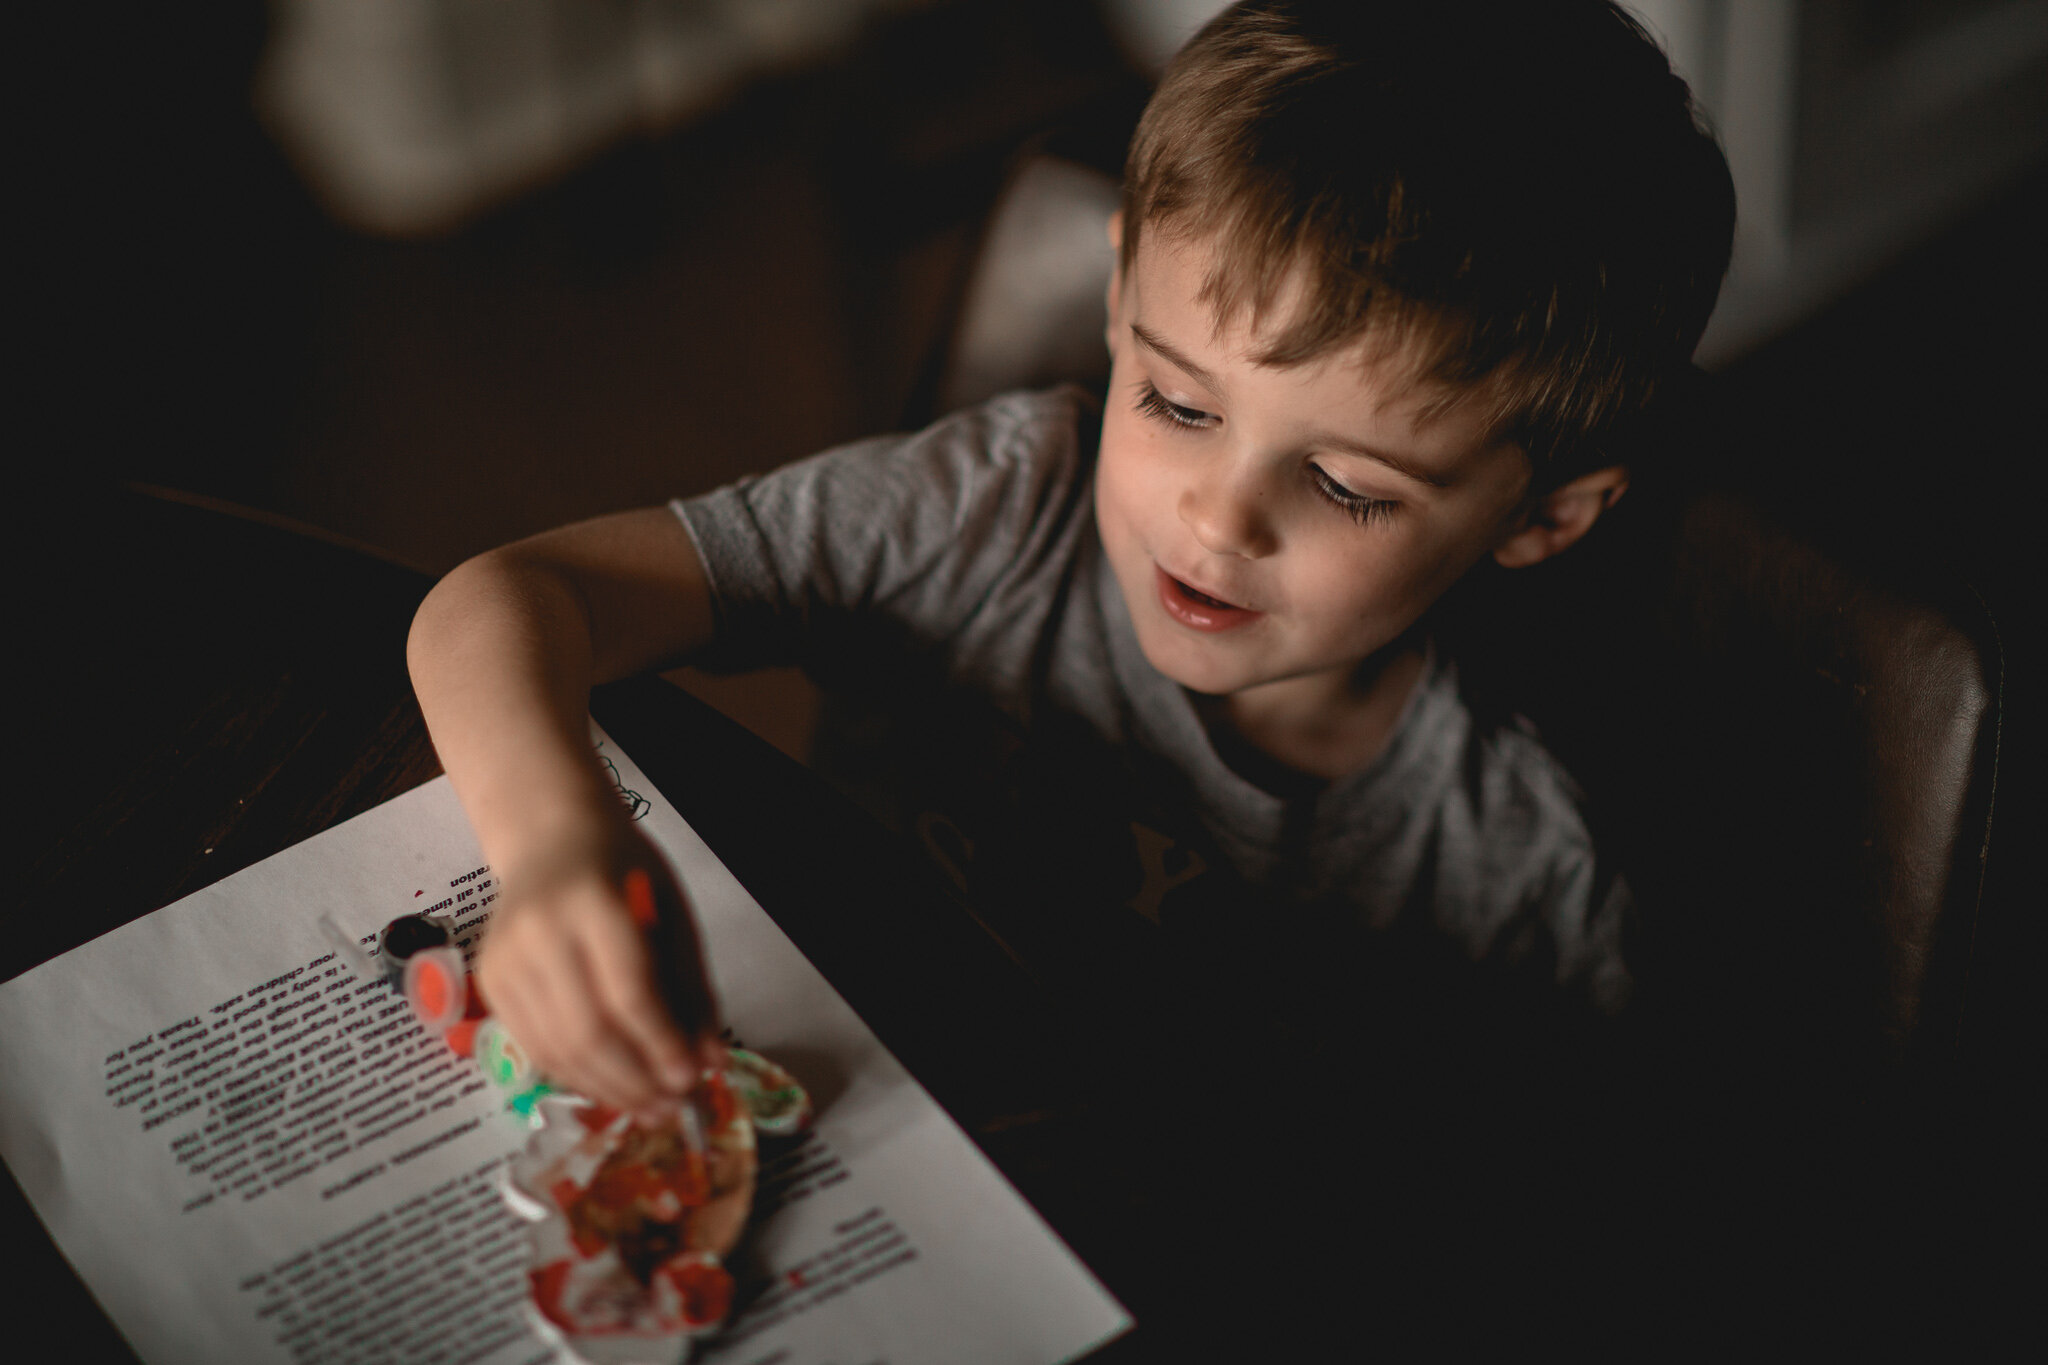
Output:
[1309, 465, 1396, 528]
[1133, 380, 1216, 430]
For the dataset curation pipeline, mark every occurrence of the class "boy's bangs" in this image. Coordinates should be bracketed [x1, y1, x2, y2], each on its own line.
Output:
[1149, 204, 1585, 465]
[1119, 0, 1736, 477]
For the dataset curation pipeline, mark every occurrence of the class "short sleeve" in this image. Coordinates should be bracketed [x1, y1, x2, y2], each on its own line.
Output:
[671, 387, 1097, 678]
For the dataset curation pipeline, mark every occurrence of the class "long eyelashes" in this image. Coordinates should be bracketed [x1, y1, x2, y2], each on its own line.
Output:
[1309, 467, 1395, 527]
[1133, 379, 1396, 528]
[1132, 380, 1211, 429]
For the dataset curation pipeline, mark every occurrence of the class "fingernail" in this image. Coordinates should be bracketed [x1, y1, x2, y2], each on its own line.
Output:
[661, 1059, 695, 1092]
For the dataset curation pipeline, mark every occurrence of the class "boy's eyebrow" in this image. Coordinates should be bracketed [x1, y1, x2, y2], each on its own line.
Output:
[1129, 322, 1224, 395]
[1131, 320, 1455, 491]
[1304, 430, 1455, 490]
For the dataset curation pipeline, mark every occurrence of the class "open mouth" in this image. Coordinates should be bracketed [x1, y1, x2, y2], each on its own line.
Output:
[1155, 566, 1258, 631]
[1174, 579, 1236, 610]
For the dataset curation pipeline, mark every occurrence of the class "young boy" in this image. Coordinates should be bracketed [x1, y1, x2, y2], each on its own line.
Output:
[408, 0, 1733, 1124]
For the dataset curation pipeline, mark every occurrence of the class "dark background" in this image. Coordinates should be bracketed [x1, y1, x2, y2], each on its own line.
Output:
[29, 1, 2040, 594]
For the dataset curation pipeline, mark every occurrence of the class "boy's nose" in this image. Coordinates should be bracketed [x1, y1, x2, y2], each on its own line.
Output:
[1177, 464, 1277, 559]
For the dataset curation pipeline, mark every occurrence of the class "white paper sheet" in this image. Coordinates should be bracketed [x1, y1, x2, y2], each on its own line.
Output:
[0, 729, 1130, 1365]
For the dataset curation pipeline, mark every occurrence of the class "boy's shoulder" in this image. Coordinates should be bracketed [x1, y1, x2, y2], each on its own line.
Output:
[674, 386, 1108, 680]
[741, 385, 1102, 536]
[854, 383, 1101, 466]
[686, 384, 1098, 537]
[900, 385, 1103, 486]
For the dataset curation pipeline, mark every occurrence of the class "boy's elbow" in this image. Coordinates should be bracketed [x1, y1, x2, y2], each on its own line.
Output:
[409, 508, 714, 684]
[407, 549, 567, 677]
[407, 553, 483, 686]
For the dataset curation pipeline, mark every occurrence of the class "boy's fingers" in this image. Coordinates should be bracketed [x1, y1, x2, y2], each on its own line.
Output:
[696, 1033, 730, 1082]
[517, 952, 663, 1111]
[482, 945, 605, 1090]
[475, 975, 570, 1095]
[556, 1022, 665, 1113]
[608, 850, 717, 1044]
[470, 855, 711, 1108]
[484, 955, 573, 1077]
[580, 894, 699, 1093]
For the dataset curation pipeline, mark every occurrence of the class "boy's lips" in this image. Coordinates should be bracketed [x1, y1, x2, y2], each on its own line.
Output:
[1154, 565, 1260, 631]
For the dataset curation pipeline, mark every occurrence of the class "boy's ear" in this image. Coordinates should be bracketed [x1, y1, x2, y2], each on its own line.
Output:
[1493, 466, 1629, 568]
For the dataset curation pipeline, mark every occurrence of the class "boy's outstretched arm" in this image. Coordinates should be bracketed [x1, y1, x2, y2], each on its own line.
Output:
[407, 507, 719, 1120]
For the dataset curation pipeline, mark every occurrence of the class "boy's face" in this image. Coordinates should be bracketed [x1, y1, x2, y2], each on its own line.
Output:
[1095, 228, 1551, 706]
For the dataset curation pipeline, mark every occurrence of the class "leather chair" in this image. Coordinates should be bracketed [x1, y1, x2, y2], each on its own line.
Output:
[1488, 472, 2020, 1087]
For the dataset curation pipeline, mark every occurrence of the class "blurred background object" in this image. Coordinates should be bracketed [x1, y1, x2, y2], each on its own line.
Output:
[24, 0, 2045, 764]
[1629, 0, 2048, 363]
[934, 154, 1120, 415]
[258, 0, 938, 236]
[1094, 0, 1230, 71]
[1105, 0, 2048, 363]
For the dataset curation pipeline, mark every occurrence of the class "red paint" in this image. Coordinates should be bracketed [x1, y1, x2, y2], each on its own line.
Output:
[570, 1220, 607, 1258]
[704, 1074, 738, 1129]
[404, 948, 469, 1032]
[1154, 565, 1260, 631]
[530, 1261, 574, 1328]
[624, 868, 657, 928]
[443, 1019, 481, 1058]
[663, 1151, 710, 1206]
[665, 1260, 734, 1326]
[414, 960, 451, 1020]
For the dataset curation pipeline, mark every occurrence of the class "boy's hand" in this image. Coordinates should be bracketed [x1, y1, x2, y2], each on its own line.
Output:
[476, 822, 721, 1120]
[406, 508, 724, 1117]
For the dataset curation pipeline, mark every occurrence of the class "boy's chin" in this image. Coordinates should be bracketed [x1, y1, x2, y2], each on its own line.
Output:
[1136, 624, 1421, 706]
[1132, 630, 1269, 698]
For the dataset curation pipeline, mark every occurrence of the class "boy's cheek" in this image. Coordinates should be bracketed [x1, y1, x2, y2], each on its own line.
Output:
[1093, 440, 1150, 546]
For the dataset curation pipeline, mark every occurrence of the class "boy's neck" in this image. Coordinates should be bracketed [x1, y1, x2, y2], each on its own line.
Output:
[1207, 641, 1427, 784]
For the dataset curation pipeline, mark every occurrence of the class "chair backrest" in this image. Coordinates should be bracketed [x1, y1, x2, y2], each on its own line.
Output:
[1676, 494, 2000, 1052]
[1497, 485, 2010, 1079]
[930, 155, 1118, 416]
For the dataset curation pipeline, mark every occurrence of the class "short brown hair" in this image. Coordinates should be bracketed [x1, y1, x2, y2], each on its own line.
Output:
[1121, 0, 1735, 478]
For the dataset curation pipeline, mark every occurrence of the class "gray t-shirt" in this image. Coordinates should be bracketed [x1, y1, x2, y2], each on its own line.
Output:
[675, 387, 1630, 1020]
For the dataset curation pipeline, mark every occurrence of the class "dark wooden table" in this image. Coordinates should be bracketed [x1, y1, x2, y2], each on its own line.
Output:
[10, 485, 1172, 1364]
